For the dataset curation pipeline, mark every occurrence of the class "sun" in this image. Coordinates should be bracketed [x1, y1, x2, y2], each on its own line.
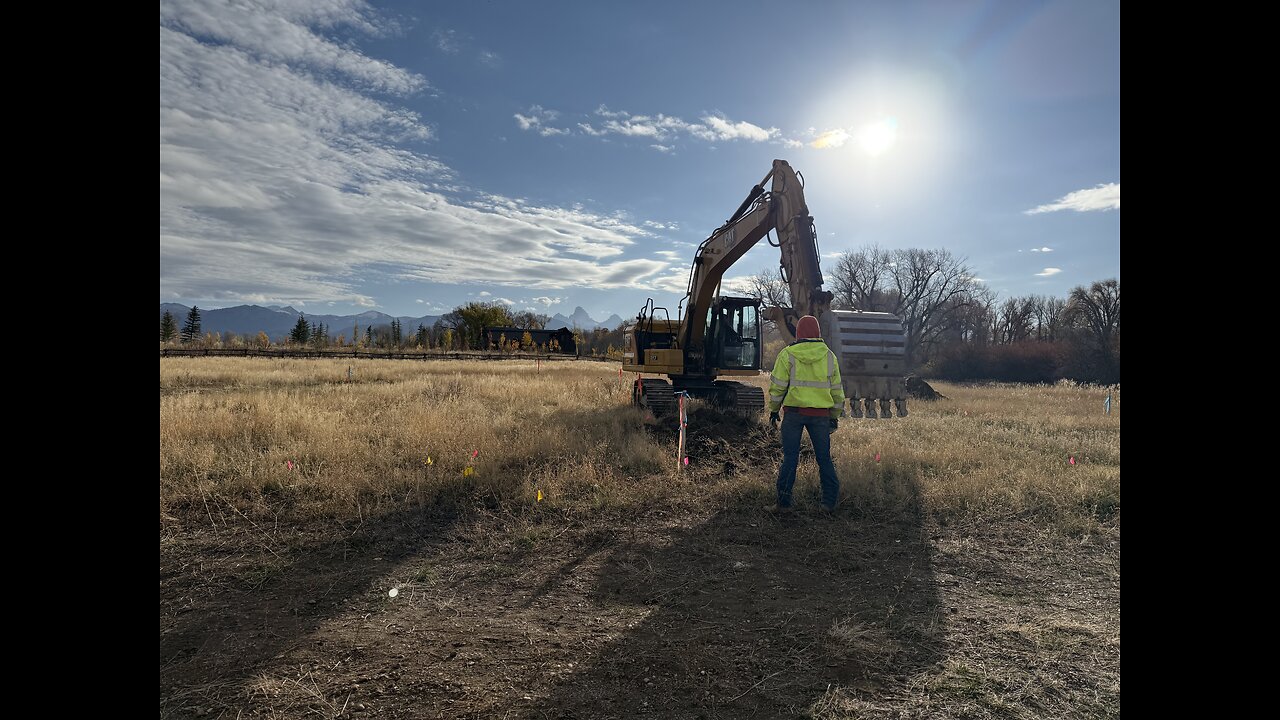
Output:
[857, 117, 898, 157]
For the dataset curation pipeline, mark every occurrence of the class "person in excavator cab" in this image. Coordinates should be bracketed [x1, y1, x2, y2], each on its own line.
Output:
[767, 315, 844, 514]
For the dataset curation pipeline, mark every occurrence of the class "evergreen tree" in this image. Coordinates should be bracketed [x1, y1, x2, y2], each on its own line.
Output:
[416, 323, 428, 348]
[180, 306, 202, 344]
[160, 311, 177, 342]
[365, 325, 373, 347]
[290, 314, 311, 345]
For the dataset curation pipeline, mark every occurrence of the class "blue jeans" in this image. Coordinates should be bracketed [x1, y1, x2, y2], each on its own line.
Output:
[776, 411, 840, 510]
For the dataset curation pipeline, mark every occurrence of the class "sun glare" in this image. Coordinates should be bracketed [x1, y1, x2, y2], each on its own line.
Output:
[857, 117, 898, 156]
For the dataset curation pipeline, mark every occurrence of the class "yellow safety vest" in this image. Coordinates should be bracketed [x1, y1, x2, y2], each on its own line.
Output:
[767, 340, 845, 419]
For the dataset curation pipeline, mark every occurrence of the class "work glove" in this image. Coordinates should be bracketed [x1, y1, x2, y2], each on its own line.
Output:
[829, 418, 839, 433]
[769, 411, 780, 429]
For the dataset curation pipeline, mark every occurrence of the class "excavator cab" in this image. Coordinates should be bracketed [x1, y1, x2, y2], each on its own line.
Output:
[705, 296, 761, 371]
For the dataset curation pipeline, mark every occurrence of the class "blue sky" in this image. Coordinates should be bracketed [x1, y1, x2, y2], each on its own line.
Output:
[159, 0, 1120, 321]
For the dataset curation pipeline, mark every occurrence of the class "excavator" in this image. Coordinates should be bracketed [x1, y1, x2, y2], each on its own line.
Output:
[622, 159, 909, 419]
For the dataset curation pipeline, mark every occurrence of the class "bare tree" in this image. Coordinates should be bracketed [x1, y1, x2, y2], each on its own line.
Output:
[966, 285, 999, 345]
[997, 296, 1037, 344]
[826, 246, 982, 365]
[511, 311, 550, 330]
[929, 284, 995, 347]
[886, 248, 982, 363]
[1032, 295, 1067, 341]
[831, 245, 892, 311]
[1064, 279, 1121, 382]
[747, 267, 791, 312]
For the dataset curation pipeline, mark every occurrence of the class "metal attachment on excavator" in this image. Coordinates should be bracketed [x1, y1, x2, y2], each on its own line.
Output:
[824, 309, 910, 420]
[863, 398, 879, 419]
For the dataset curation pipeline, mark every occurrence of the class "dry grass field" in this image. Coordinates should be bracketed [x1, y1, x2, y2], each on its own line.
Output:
[160, 358, 1120, 718]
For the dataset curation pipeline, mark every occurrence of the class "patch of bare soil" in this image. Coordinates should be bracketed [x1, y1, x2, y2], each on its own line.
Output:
[161, 419, 1118, 719]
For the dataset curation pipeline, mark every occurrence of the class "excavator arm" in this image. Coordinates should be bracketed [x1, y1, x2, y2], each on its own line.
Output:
[682, 159, 832, 352]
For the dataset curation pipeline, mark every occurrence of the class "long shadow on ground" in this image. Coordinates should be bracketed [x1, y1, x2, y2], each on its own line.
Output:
[521, 491, 944, 719]
[159, 506, 463, 717]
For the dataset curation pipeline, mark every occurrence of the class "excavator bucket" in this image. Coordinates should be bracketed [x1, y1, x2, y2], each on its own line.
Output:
[822, 310, 909, 418]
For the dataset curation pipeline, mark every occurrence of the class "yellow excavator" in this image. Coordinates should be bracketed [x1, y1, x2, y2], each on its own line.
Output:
[622, 159, 909, 418]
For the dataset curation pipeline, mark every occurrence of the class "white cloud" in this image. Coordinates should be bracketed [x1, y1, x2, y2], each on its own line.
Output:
[594, 104, 628, 118]
[415, 298, 424, 303]
[160, 3, 679, 305]
[1030, 247, 1054, 252]
[532, 296, 563, 307]
[600, 115, 671, 137]
[1035, 268, 1063, 277]
[644, 220, 667, 229]
[478, 291, 492, 297]
[531, 105, 780, 146]
[696, 115, 778, 142]
[514, 104, 562, 132]
[654, 250, 681, 259]
[495, 297, 516, 306]
[783, 138, 805, 149]
[515, 105, 569, 136]
[1026, 183, 1120, 214]
[718, 276, 757, 295]
[432, 28, 460, 54]
[432, 28, 499, 67]
[161, 0, 423, 94]
[810, 129, 851, 149]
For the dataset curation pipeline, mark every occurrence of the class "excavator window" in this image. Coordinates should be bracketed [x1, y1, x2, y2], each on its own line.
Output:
[707, 300, 760, 370]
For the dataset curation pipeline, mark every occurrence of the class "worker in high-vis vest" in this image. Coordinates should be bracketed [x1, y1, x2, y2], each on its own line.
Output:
[767, 315, 845, 513]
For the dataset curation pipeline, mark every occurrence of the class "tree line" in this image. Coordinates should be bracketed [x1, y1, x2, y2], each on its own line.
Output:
[160, 302, 628, 357]
[161, 245, 1119, 383]
[750, 245, 1119, 384]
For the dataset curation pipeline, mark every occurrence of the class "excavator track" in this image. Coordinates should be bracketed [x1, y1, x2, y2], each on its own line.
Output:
[716, 382, 766, 414]
[634, 378, 677, 414]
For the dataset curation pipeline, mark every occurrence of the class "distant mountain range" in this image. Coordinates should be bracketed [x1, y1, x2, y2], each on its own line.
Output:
[548, 307, 626, 331]
[158, 303, 626, 339]
[159, 304, 441, 341]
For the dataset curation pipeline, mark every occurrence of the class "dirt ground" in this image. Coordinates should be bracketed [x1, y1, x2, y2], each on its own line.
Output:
[160, 478, 1119, 719]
